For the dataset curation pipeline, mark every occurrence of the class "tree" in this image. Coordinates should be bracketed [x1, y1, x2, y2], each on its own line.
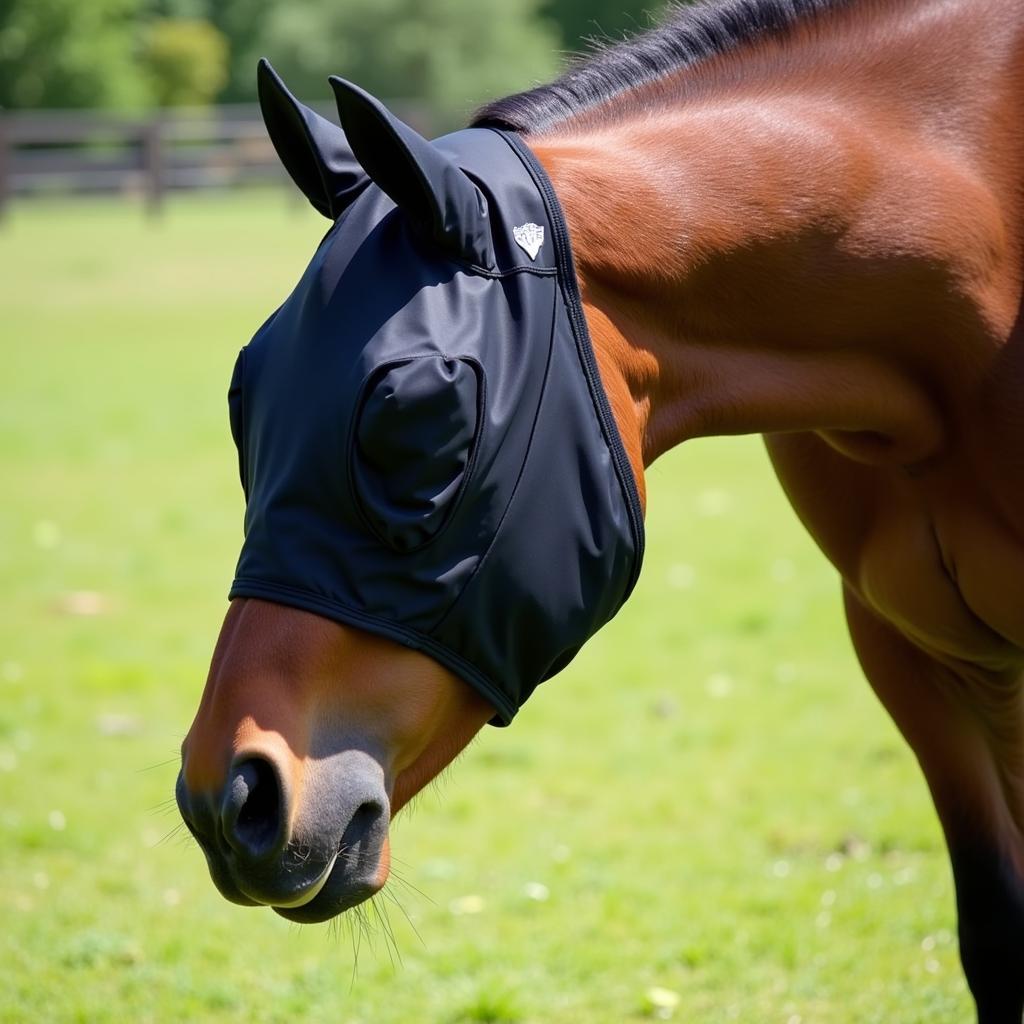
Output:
[263, 0, 561, 127]
[0, 0, 676, 113]
[0, 0, 147, 109]
[542, 0, 669, 55]
[139, 18, 228, 106]
[139, 0, 276, 103]
[206, 0, 278, 103]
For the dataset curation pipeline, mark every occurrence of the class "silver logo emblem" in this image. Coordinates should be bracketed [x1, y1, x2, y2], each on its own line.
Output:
[513, 222, 545, 260]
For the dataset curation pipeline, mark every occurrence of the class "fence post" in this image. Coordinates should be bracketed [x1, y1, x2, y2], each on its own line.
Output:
[142, 117, 164, 216]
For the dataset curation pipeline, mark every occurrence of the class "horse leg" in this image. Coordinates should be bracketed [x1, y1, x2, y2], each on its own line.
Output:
[843, 587, 1024, 1023]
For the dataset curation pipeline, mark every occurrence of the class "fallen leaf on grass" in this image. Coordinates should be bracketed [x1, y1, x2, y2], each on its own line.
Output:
[95, 713, 142, 737]
[644, 986, 680, 1019]
[55, 591, 109, 616]
[448, 894, 485, 916]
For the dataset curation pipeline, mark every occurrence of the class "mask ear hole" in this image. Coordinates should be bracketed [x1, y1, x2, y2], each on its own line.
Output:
[228, 348, 247, 496]
[351, 356, 483, 552]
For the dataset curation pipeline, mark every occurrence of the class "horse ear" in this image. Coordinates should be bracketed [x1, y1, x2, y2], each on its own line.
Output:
[329, 77, 494, 267]
[257, 59, 369, 220]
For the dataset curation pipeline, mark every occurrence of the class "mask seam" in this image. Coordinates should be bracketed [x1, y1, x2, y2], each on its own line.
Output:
[490, 128, 647, 600]
[425, 281, 559, 638]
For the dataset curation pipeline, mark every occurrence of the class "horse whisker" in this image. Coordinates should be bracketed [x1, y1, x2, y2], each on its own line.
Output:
[136, 755, 180, 774]
[155, 822, 186, 847]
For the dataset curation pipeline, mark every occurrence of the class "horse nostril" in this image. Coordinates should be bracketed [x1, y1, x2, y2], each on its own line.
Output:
[347, 800, 384, 840]
[221, 757, 286, 862]
[339, 797, 389, 871]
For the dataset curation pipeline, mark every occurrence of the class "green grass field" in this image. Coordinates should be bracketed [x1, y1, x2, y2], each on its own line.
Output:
[0, 191, 971, 1022]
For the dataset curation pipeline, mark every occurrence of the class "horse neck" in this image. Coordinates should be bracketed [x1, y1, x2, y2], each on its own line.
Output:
[530, 0, 1024, 491]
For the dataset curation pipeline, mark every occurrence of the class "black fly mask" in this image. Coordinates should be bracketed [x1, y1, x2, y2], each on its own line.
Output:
[228, 61, 644, 723]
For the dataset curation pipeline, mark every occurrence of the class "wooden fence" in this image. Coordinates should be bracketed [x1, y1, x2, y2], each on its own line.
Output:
[0, 102, 433, 217]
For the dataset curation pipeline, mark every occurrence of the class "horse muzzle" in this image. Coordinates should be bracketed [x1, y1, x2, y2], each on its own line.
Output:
[175, 748, 391, 922]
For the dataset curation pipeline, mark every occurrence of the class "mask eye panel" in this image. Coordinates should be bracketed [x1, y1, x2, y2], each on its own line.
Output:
[351, 355, 482, 552]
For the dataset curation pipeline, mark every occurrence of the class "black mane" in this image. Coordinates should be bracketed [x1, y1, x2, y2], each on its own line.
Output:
[473, 0, 849, 134]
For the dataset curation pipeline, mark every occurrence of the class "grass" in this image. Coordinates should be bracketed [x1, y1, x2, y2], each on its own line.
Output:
[0, 190, 971, 1022]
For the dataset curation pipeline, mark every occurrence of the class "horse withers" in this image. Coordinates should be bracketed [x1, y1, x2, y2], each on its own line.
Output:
[177, 1, 1024, 1019]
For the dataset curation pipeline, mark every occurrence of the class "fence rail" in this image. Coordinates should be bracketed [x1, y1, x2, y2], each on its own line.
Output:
[0, 102, 433, 216]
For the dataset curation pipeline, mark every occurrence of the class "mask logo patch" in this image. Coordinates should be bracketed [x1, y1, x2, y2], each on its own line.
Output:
[513, 222, 545, 260]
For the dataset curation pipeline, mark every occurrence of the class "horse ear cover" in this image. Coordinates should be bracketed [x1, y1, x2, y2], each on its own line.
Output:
[257, 58, 368, 219]
[330, 77, 495, 268]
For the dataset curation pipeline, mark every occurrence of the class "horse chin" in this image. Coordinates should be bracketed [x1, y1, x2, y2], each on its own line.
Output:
[202, 810, 392, 923]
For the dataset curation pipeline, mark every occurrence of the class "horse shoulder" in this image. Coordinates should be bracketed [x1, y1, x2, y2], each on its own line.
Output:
[765, 430, 1024, 672]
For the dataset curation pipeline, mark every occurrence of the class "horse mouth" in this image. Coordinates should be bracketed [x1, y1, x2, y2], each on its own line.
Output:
[269, 805, 392, 923]
[271, 846, 387, 923]
[266, 850, 340, 909]
[182, 797, 389, 921]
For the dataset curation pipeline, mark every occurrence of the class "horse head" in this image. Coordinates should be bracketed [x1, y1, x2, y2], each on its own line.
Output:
[175, 61, 644, 922]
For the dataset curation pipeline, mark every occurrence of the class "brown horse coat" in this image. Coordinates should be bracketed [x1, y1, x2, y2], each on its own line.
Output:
[515, 2, 1024, 1017]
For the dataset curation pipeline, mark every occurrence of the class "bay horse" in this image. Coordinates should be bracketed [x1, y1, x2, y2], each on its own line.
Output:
[176, 0, 1024, 1018]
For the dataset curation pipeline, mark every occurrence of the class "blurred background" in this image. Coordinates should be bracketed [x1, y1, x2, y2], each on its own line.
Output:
[0, 0, 664, 212]
[1, 2, 972, 1021]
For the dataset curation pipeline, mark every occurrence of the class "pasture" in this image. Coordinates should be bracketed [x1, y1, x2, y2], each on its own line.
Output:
[0, 192, 971, 1022]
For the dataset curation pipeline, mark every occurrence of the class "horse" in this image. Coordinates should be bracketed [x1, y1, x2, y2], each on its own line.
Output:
[175, 0, 1024, 1019]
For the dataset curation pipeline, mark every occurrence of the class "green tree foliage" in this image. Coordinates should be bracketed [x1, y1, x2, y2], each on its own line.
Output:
[138, 17, 228, 106]
[0, 0, 146, 109]
[206, 0, 278, 103]
[0, 0, 676, 112]
[141, 0, 276, 103]
[264, 0, 561, 124]
[542, 0, 668, 54]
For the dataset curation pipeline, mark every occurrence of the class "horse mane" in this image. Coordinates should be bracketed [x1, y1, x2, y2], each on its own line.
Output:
[472, 0, 853, 134]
